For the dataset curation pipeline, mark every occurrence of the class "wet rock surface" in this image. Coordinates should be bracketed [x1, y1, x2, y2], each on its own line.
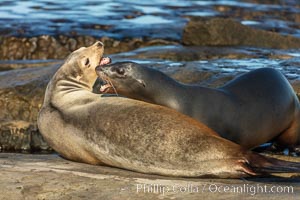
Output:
[183, 18, 300, 49]
[0, 121, 51, 152]
[0, 35, 177, 60]
[0, 59, 61, 71]
[2, 18, 300, 60]
[0, 62, 59, 152]
[0, 63, 59, 123]
[0, 153, 299, 200]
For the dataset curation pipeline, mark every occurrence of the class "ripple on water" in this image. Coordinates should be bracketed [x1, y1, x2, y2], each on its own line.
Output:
[158, 57, 300, 80]
[286, 52, 300, 57]
[134, 5, 166, 14]
[241, 20, 261, 26]
[122, 15, 173, 25]
[111, 56, 300, 80]
[184, 10, 219, 17]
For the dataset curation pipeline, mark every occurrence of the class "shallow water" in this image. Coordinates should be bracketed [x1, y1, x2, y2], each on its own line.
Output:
[1, 0, 300, 39]
[2, 45, 300, 80]
[124, 58, 300, 80]
[108, 45, 300, 81]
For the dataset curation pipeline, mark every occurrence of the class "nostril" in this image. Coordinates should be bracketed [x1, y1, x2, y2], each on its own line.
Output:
[96, 41, 104, 47]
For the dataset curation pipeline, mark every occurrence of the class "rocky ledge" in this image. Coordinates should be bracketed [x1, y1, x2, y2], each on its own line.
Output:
[183, 18, 300, 49]
[2, 18, 300, 60]
[0, 153, 299, 200]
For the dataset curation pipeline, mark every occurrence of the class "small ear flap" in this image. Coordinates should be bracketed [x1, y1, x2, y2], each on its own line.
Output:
[137, 79, 146, 87]
[82, 57, 90, 68]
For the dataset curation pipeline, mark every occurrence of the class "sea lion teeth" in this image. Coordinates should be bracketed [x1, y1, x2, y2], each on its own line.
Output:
[100, 84, 112, 93]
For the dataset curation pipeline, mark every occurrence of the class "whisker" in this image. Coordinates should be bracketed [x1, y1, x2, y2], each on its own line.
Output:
[106, 77, 119, 96]
[99, 72, 119, 96]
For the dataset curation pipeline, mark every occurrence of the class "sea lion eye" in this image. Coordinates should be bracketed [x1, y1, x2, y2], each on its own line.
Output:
[85, 58, 90, 66]
[116, 68, 125, 75]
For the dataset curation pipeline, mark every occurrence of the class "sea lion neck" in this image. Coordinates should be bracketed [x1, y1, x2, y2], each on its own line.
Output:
[140, 69, 186, 112]
[42, 62, 98, 109]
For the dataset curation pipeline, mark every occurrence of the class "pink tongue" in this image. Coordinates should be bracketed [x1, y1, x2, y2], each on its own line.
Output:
[100, 57, 111, 65]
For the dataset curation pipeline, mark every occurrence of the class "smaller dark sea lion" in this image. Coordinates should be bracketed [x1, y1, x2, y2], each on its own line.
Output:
[96, 62, 300, 149]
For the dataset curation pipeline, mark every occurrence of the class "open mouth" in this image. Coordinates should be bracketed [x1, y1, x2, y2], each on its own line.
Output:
[99, 83, 113, 93]
[99, 73, 115, 93]
[97, 57, 114, 93]
[99, 57, 111, 66]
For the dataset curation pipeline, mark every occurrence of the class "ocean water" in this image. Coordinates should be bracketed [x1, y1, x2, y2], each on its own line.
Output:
[0, 0, 300, 39]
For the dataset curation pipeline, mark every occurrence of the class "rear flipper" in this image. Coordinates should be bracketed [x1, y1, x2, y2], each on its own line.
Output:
[241, 152, 300, 175]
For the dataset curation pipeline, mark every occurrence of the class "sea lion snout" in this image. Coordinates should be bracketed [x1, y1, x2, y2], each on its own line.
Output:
[96, 62, 147, 95]
[96, 62, 135, 77]
[96, 64, 121, 78]
[73, 41, 106, 70]
[94, 41, 104, 48]
[96, 63, 136, 94]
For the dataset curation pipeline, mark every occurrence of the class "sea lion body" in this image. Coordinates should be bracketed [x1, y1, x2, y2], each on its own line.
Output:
[96, 62, 300, 149]
[38, 43, 300, 178]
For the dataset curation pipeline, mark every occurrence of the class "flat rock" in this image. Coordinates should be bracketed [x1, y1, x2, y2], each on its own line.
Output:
[0, 60, 61, 72]
[0, 153, 300, 200]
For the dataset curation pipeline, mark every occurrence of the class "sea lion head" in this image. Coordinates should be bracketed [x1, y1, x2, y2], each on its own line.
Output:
[95, 62, 153, 97]
[60, 41, 111, 88]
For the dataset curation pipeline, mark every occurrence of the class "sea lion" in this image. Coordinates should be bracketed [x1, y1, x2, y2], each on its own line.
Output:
[96, 62, 300, 149]
[38, 42, 300, 178]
